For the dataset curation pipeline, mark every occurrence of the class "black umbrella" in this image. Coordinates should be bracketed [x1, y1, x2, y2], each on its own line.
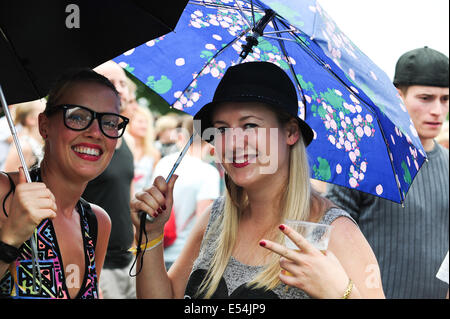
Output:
[0, 0, 188, 104]
[0, 0, 188, 293]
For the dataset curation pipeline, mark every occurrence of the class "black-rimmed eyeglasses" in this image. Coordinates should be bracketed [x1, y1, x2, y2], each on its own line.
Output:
[48, 104, 129, 139]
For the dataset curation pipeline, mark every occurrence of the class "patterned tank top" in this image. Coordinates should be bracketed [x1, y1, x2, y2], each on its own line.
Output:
[185, 197, 357, 299]
[0, 168, 99, 299]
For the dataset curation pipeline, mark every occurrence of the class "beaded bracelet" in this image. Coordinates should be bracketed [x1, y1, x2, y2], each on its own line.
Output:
[128, 233, 164, 255]
[341, 278, 353, 299]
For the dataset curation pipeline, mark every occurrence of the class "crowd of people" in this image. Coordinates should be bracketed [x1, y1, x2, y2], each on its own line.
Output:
[0, 45, 448, 300]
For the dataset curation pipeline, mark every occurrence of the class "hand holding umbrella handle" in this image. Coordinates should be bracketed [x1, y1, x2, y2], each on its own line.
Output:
[138, 134, 194, 223]
[131, 134, 193, 276]
[0, 85, 42, 293]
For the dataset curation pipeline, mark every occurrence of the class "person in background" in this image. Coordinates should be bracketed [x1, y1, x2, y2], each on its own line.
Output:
[3, 100, 45, 172]
[130, 62, 384, 299]
[154, 114, 180, 157]
[436, 120, 448, 149]
[123, 77, 140, 122]
[128, 106, 161, 193]
[326, 47, 449, 298]
[0, 105, 22, 171]
[151, 115, 220, 270]
[82, 61, 136, 299]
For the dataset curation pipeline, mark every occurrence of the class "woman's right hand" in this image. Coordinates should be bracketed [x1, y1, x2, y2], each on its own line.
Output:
[130, 174, 178, 236]
[0, 168, 57, 248]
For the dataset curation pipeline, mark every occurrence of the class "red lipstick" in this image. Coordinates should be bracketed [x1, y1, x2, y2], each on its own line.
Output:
[72, 143, 103, 162]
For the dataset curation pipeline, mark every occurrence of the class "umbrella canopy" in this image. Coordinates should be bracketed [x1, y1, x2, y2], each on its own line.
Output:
[114, 0, 426, 204]
[0, 0, 189, 105]
[0, 0, 189, 292]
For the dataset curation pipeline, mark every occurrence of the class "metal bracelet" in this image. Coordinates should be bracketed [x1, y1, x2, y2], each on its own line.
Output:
[341, 278, 353, 299]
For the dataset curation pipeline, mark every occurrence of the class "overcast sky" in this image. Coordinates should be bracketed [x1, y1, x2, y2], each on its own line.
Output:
[318, 0, 449, 80]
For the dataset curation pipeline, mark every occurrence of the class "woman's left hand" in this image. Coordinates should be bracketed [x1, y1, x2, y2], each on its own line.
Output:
[260, 224, 350, 299]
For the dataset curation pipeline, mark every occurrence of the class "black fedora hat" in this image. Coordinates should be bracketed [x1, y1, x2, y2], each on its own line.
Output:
[193, 61, 314, 146]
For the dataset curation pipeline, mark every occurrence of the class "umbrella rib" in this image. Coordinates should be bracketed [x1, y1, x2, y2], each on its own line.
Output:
[264, 29, 297, 35]
[279, 19, 378, 116]
[234, 0, 253, 30]
[189, 0, 264, 14]
[262, 35, 297, 42]
[271, 19, 307, 116]
[173, 27, 253, 108]
[131, 3, 177, 33]
[274, 21, 406, 203]
[250, 0, 256, 28]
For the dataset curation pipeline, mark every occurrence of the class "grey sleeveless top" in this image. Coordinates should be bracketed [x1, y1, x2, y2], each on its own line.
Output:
[184, 197, 357, 299]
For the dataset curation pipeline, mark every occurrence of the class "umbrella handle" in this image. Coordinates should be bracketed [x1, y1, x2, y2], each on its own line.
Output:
[131, 134, 194, 276]
[139, 133, 194, 223]
[0, 85, 43, 293]
[240, 9, 276, 60]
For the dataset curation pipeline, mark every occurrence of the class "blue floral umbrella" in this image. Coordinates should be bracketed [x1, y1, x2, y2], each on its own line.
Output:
[114, 0, 426, 204]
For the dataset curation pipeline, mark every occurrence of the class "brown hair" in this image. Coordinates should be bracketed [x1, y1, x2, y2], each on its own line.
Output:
[45, 68, 119, 114]
[394, 84, 410, 97]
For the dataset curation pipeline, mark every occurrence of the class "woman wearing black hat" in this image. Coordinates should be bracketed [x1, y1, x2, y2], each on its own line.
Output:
[131, 62, 385, 299]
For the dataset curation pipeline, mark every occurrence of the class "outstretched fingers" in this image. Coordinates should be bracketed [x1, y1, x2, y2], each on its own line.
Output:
[259, 238, 300, 262]
[279, 224, 318, 254]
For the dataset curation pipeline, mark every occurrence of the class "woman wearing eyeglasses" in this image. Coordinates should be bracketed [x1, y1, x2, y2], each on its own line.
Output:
[0, 69, 129, 299]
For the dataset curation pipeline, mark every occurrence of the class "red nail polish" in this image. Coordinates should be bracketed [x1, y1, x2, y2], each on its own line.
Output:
[157, 208, 163, 215]
[279, 224, 285, 231]
[259, 240, 266, 247]
[161, 205, 167, 211]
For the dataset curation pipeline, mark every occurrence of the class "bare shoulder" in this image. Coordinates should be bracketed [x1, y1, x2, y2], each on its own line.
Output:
[328, 215, 378, 266]
[330, 215, 359, 231]
[190, 202, 213, 241]
[329, 216, 363, 246]
[89, 203, 112, 230]
[198, 203, 213, 229]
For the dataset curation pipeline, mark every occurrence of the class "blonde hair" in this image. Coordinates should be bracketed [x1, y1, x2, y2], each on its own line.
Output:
[198, 116, 326, 298]
[14, 100, 45, 126]
[154, 114, 179, 139]
[131, 106, 160, 160]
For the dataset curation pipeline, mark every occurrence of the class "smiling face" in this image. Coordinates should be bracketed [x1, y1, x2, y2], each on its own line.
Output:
[211, 101, 300, 189]
[39, 81, 120, 181]
[399, 85, 449, 151]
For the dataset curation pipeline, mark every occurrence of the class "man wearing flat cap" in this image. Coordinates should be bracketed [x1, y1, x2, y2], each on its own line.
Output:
[326, 47, 449, 298]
